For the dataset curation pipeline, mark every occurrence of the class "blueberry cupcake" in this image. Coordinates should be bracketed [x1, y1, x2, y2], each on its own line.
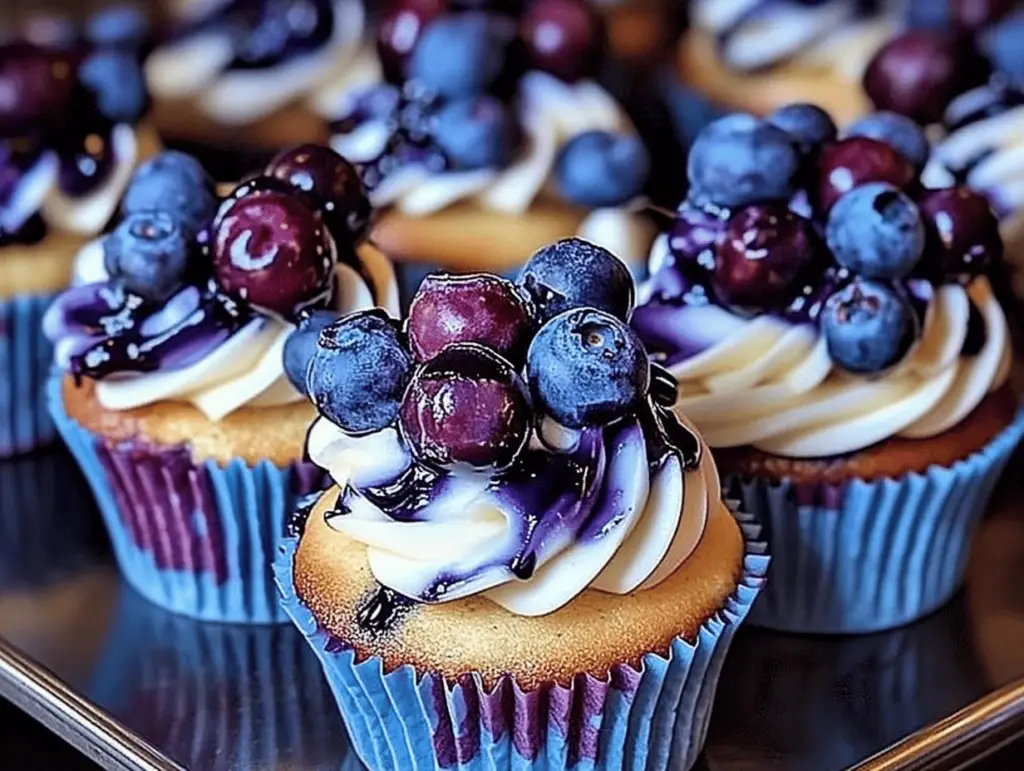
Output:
[45, 145, 399, 623]
[318, 0, 658, 286]
[0, 33, 159, 456]
[633, 106, 1024, 634]
[276, 239, 768, 771]
[145, 0, 368, 151]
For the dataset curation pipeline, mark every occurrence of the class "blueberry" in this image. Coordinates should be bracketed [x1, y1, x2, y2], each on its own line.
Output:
[78, 49, 148, 125]
[821, 279, 917, 374]
[826, 182, 925, 280]
[283, 310, 337, 394]
[554, 130, 649, 207]
[527, 308, 650, 428]
[307, 309, 414, 435]
[408, 12, 513, 99]
[767, 103, 837, 155]
[123, 152, 217, 237]
[518, 237, 634, 323]
[687, 113, 801, 208]
[431, 96, 520, 170]
[981, 10, 1024, 85]
[85, 4, 149, 48]
[103, 211, 190, 302]
[845, 111, 930, 170]
[905, 0, 952, 29]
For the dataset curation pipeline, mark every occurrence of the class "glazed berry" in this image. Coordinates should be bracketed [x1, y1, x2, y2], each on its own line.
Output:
[103, 211, 190, 302]
[399, 344, 530, 470]
[431, 96, 520, 170]
[917, 187, 1003, 280]
[845, 112, 930, 171]
[668, 204, 726, 270]
[123, 152, 217, 237]
[980, 11, 1024, 85]
[713, 204, 823, 308]
[821, 279, 917, 374]
[308, 309, 413, 435]
[85, 4, 150, 48]
[520, 0, 605, 82]
[526, 308, 649, 428]
[767, 103, 837, 156]
[518, 237, 634, 323]
[211, 178, 334, 319]
[283, 310, 337, 393]
[0, 44, 78, 136]
[408, 12, 514, 99]
[406, 273, 535, 362]
[863, 31, 987, 125]
[78, 50, 149, 125]
[554, 131, 649, 207]
[687, 113, 801, 208]
[826, 183, 924, 280]
[265, 144, 371, 244]
[817, 137, 916, 212]
[377, 0, 448, 83]
[953, 0, 1018, 30]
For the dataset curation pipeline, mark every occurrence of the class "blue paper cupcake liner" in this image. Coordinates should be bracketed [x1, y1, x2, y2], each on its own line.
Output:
[276, 505, 769, 771]
[47, 373, 327, 624]
[728, 407, 1024, 635]
[0, 294, 58, 456]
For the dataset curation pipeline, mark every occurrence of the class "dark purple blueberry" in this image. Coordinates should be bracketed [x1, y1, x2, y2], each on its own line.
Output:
[308, 309, 413, 434]
[408, 12, 514, 99]
[767, 103, 837, 156]
[554, 130, 649, 207]
[211, 177, 334, 319]
[526, 308, 649, 428]
[712, 204, 823, 308]
[103, 211, 191, 303]
[0, 44, 79, 137]
[917, 186, 1003, 281]
[953, 0, 1018, 30]
[406, 272, 535, 362]
[265, 143, 371, 245]
[283, 309, 337, 393]
[862, 31, 988, 125]
[431, 96, 520, 170]
[520, 0, 605, 82]
[377, 0, 448, 83]
[668, 203, 727, 270]
[845, 111, 930, 170]
[56, 127, 118, 198]
[980, 10, 1024, 85]
[399, 343, 531, 470]
[817, 137, 916, 212]
[821, 279, 918, 374]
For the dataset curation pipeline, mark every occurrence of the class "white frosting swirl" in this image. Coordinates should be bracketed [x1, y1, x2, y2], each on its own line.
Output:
[305, 410, 718, 617]
[145, 0, 366, 125]
[67, 239, 400, 421]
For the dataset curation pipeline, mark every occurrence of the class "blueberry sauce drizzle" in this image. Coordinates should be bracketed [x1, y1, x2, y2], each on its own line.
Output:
[356, 584, 416, 633]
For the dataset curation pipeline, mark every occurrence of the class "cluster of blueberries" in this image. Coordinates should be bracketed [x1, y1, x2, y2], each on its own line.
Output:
[657, 103, 1003, 375]
[285, 238, 669, 472]
[336, 0, 649, 207]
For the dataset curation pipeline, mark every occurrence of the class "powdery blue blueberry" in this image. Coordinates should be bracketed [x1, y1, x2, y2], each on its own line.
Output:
[283, 310, 337, 394]
[122, 151, 217, 237]
[307, 309, 414, 435]
[821, 279, 917, 374]
[408, 13, 512, 100]
[517, 237, 634, 323]
[846, 111, 930, 169]
[981, 10, 1024, 85]
[432, 96, 519, 170]
[527, 308, 650, 428]
[85, 4, 149, 47]
[103, 211, 190, 302]
[687, 113, 801, 207]
[826, 182, 925, 280]
[767, 103, 837, 155]
[554, 130, 650, 207]
[78, 49, 148, 124]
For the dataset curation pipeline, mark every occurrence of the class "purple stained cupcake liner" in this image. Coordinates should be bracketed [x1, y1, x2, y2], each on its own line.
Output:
[47, 373, 327, 624]
[0, 294, 58, 457]
[275, 507, 769, 771]
[728, 407, 1024, 635]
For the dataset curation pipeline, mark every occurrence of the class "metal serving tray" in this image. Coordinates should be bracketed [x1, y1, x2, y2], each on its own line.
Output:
[1, 445, 1024, 771]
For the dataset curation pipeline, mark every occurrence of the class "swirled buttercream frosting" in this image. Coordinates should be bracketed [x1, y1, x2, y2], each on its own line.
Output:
[45, 144, 398, 421]
[298, 237, 719, 617]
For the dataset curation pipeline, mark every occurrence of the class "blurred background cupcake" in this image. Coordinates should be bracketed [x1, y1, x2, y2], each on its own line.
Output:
[634, 105, 1024, 633]
[44, 144, 398, 622]
[0, 10, 159, 455]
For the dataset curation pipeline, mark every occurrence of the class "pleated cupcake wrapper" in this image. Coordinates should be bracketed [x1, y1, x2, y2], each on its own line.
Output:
[729, 407, 1024, 635]
[0, 294, 58, 456]
[47, 373, 327, 624]
[275, 506, 769, 771]
[88, 583, 335, 769]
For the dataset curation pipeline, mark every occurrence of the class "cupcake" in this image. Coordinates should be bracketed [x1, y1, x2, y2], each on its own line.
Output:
[275, 240, 768, 771]
[317, 0, 659, 288]
[144, 0, 367, 151]
[45, 144, 399, 623]
[0, 35, 159, 456]
[633, 106, 1024, 634]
